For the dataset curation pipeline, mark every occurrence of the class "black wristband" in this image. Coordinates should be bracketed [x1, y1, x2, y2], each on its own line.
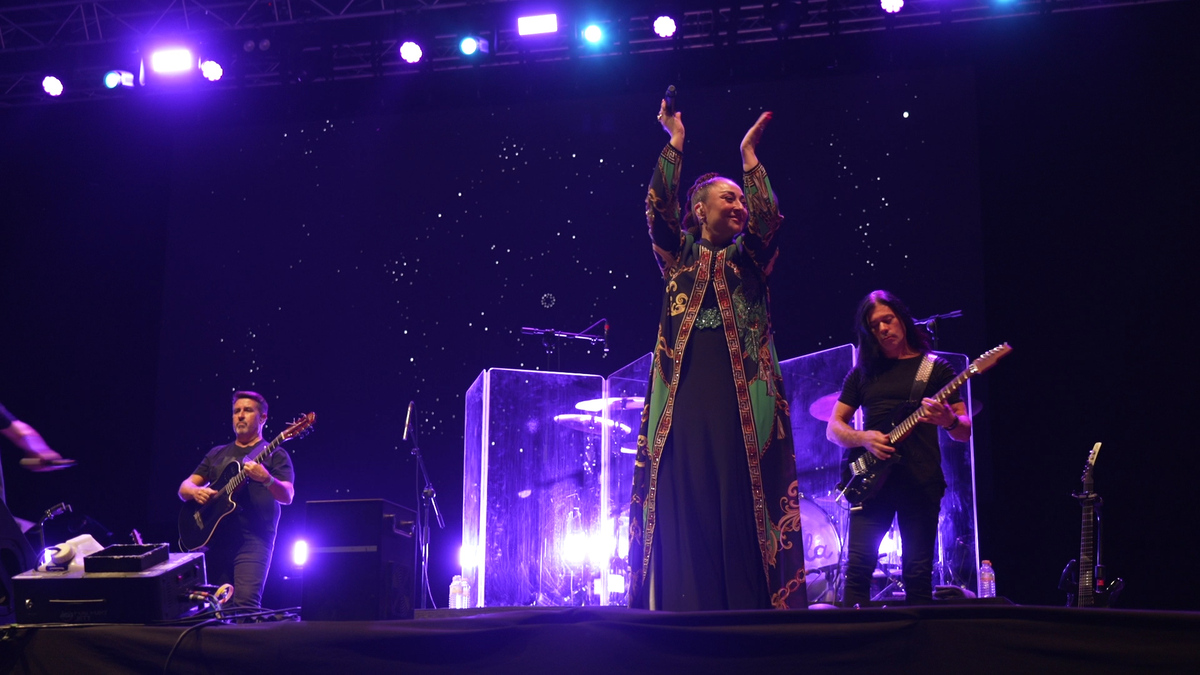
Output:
[943, 416, 960, 431]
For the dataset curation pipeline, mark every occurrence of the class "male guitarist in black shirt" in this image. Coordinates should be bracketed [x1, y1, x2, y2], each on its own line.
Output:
[179, 391, 295, 609]
[826, 291, 971, 606]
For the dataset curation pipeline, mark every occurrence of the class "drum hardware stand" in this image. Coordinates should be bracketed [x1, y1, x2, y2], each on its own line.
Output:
[405, 402, 444, 609]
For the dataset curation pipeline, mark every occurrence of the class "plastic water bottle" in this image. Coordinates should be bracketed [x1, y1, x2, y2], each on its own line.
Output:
[978, 560, 996, 598]
[459, 577, 471, 609]
[449, 574, 463, 609]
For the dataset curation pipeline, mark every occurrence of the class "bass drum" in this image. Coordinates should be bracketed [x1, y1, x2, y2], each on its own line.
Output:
[799, 496, 841, 605]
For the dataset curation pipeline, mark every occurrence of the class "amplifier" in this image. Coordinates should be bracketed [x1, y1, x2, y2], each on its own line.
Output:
[13, 551, 206, 624]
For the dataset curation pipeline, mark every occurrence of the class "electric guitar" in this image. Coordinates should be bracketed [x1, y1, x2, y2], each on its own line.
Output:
[178, 412, 315, 551]
[1061, 442, 1124, 607]
[840, 343, 1011, 508]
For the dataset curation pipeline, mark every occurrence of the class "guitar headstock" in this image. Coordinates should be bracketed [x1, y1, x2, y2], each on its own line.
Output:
[1081, 442, 1101, 490]
[281, 412, 317, 441]
[971, 343, 1012, 375]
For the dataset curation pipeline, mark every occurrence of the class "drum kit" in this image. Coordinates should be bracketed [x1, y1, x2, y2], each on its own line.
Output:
[553, 393, 864, 605]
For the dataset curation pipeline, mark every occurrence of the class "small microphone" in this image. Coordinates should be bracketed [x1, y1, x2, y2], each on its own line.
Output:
[664, 85, 677, 116]
[43, 502, 72, 522]
[403, 401, 415, 441]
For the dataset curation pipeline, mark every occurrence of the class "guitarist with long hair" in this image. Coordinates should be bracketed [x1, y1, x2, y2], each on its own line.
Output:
[826, 291, 971, 606]
[178, 391, 295, 609]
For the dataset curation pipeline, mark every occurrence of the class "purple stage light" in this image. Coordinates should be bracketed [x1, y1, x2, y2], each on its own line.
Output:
[400, 41, 423, 64]
[881, 0, 904, 13]
[200, 60, 223, 82]
[291, 539, 309, 566]
[517, 14, 558, 36]
[42, 76, 64, 96]
[150, 48, 194, 74]
[653, 16, 677, 38]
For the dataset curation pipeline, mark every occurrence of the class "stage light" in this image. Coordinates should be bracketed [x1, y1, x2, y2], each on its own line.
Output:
[881, 0, 904, 13]
[400, 41, 423, 64]
[42, 76, 63, 96]
[583, 24, 603, 44]
[459, 544, 478, 571]
[291, 539, 309, 566]
[150, 48, 194, 74]
[199, 60, 223, 81]
[517, 14, 558, 36]
[653, 15, 677, 38]
[103, 70, 134, 89]
[460, 36, 489, 56]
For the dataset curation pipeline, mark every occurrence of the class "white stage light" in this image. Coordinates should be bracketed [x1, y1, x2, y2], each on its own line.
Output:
[583, 25, 603, 44]
[42, 76, 63, 96]
[291, 540, 309, 566]
[517, 14, 558, 36]
[104, 70, 135, 89]
[150, 48, 195, 74]
[460, 36, 489, 55]
[653, 16, 677, 38]
[200, 60, 223, 81]
[400, 41, 423, 64]
[881, 0, 904, 13]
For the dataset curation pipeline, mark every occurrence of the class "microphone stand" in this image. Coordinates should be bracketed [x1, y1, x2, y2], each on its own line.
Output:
[914, 310, 963, 351]
[407, 408, 444, 609]
[520, 318, 609, 370]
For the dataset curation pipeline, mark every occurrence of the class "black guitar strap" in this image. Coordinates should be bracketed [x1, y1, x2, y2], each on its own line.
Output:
[908, 352, 937, 402]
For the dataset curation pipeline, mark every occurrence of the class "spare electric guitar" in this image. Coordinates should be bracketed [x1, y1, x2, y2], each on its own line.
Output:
[178, 412, 315, 551]
[840, 343, 1011, 509]
[1060, 442, 1124, 607]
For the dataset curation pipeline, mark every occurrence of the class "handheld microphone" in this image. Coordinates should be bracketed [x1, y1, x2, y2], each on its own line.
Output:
[664, 85, 677, 116]
[603, 322, 610, 354]
[403, 401, 415, 441]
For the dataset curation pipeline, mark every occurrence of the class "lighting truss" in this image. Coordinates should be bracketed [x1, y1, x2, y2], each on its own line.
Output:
[0, 0, 1183, 107]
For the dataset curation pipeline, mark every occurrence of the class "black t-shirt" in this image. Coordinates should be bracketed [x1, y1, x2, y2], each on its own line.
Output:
[193, 440, 294, 541]
[838, 354, 961, 495]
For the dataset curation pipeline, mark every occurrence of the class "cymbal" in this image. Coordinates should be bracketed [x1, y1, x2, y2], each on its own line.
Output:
[807, 393, 840, 422]
[553, 413, 632, 436]
[575, 396, 645, 412]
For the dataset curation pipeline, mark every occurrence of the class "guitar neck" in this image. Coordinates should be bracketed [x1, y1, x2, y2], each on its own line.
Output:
[222, 434, 284, 495]
[1078, 500, 1096, 606]
[887, 361, 974, 444]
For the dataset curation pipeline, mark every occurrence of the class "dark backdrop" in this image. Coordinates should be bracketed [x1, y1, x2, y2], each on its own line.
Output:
[2, 3, 1196, 610]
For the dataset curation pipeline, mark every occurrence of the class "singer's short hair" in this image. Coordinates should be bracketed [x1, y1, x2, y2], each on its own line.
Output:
[232, 390, 269, 416]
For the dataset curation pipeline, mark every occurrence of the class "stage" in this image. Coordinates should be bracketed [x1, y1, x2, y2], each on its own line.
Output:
[4, 604, 1199, 674]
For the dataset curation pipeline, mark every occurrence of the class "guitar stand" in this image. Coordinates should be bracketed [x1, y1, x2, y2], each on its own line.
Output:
[871, 558, 906, 602]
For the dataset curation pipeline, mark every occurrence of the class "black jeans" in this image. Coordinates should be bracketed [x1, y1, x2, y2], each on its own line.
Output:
[206, 529, 275, 609]
[842, 480, 941, 607]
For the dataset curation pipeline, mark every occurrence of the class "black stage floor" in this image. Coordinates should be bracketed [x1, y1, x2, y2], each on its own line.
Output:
[4, 603, 1199, 674]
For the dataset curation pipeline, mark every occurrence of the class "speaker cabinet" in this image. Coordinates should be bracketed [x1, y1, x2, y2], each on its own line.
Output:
[301, 499, 415, 621]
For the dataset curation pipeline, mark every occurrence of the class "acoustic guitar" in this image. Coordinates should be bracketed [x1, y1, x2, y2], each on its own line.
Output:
[178, 412, 315, 551]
